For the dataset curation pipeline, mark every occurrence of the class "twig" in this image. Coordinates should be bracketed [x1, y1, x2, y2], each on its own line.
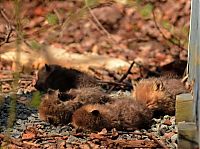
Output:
[0, 8, 11, 25]
[152, 8, 186, 52]
[0, 7, 35, 49]
[22, 141, 40, 147]
[21, 134, 63, 141]
[134, 61, 161, 77]
[53, 9, 62, 25]
[87, 5, 130, 52]
[0, 134, 23, 147]
[0, 9, 13, 46]
[97, 80, 132, 87]
[87, 6, 115, 43]
[181, 74, 188, 83]
[88, 18, 106, 36]
[0, 78, 13, 82]
[60, 6, 87, 39]
[145, 133, 169, 149]
[5, 25, 13, 43]
[114, 131, 169, 149]
[107, 61, 135, 93]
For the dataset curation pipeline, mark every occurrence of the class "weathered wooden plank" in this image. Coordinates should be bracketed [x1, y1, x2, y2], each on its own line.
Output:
[176, 94, 194, 123]
[178, 122, 198, 149]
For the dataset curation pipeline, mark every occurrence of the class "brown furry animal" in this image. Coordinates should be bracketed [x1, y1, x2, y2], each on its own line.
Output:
[39, 90, 83, 124]
[66, 87, 113, 104]
[134, 77, 189, 116]
[39, 88, 113, 124]
[72, 98, 153, 131]
[35, 64, 97, 92]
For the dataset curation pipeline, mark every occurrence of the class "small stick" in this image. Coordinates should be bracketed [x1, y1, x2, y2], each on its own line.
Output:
[107, 61, 135, 93]
[116, 131, 169, 149]
[98, 80, 132, 87]
[145, 133, 169, 149]
[0, 8, 11, 24]
[22, 141, 40, 147]
[0, 8, 13, 46]
[21, 134, 63, 141]
[87, 6, 116, 44]
[0, 134, 23, 147]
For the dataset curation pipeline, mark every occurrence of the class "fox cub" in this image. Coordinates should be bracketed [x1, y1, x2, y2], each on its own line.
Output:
[39, 87, 113, 125]
[35, 64, 97, 92]
[72, 98, 153, 131]
[134, 77, 189, 116]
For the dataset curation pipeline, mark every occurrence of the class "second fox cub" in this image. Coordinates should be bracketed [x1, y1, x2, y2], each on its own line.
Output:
[35, 64, 97, 92]
[39, 88, 113, 124]
[39, 90, 83, 124]
[134, 77, 189, 116]
[72, 98, 153, 131]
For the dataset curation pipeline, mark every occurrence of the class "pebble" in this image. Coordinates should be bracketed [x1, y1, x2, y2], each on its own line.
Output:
[159, 125, 168, 135]
[66, 135, 84, 143]
[163, 119, 172, 126]
[164, 132, 175, 139]
[171, 134, 178, 143]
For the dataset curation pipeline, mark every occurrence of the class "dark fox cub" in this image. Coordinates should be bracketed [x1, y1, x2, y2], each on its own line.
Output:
[35, 64, 97, 92]
[38, 90, 83, 124]
[38, 88, 113, 125]
[134, 77, 189, 116]
[72, 98, 153, 131]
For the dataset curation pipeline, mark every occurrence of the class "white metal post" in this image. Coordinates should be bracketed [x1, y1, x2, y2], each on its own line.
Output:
[188, 0, 200, 145]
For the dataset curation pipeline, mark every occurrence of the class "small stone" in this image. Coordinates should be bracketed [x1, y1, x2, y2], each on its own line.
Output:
[163, 115, 171, 120]
[12, 132, 21, 138]
[171, 134, 178, 143]
[152, 118, 161, 123]
[163, 119, 172, 126]
[60, 126, 72, 132]
[31, 113, 38, 118]
[66, 135, 80, 143]
[43, 143, 51, 148]
[144, 137, 151, 141]
[37, 124, 44, 129]
[56, 126, 61, 133]
[159, 125, 168, 135]
[17, 89, 24, 95]
[16, 119, 21, 124]
[18, 113, 28, 120]
[28, 116, 35, 121]
[57, 140, 66, 149]
[164, 132, 175, 139]
[134, 130, 141, 133]
[151, 127, 158, 132]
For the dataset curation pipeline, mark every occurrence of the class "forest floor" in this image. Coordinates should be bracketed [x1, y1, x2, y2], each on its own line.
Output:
[0, 0, 190, 148]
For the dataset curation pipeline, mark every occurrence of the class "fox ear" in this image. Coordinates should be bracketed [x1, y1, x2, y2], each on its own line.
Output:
[153, 80, 163, 91]
[47, 89, 55, 95]
[91, 110, 100, 116]
[45, 64, 51, 71]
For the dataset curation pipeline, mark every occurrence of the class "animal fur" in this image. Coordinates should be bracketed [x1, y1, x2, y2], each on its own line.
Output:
[39, 88, 113, 124]
[134, 77, 189, 116]
[66, 87, 113, 104]
[35, 64, 97, 92]
[72, 98, 153, 131]
[39, 90, 83, 124]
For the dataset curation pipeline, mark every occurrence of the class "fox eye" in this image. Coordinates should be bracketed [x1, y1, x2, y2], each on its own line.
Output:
[47, 89, 54, 94]
[91, 110, 100, 116]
